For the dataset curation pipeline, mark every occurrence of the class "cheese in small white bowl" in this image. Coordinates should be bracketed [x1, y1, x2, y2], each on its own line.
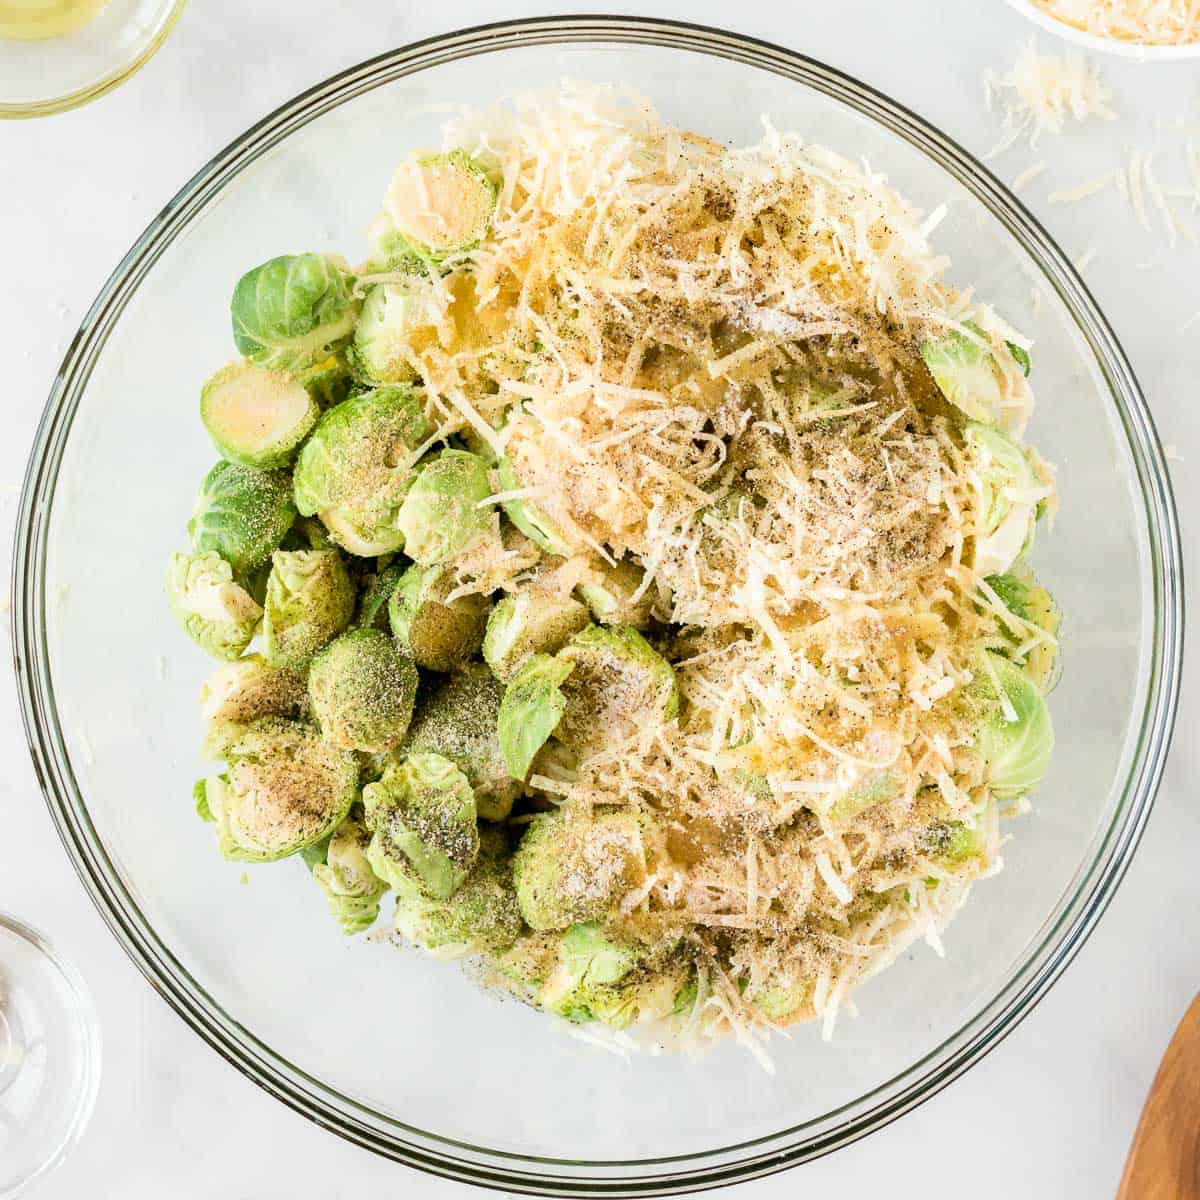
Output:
[1006, 0, 1200, 59]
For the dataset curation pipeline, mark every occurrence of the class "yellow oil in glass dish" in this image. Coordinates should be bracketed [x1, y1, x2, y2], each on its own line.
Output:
[0, 0, 109, 40]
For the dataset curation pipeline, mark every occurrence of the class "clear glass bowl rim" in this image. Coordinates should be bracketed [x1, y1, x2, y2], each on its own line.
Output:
[0, 0, 188, 121]
[10, 15, 1184, 1196]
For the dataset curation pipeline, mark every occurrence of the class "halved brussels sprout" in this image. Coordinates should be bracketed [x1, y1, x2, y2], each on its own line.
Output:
[392, 828, 522, 954]
[363, 752, 480, 900]
[200, 361, 320, 469]
[555, 624, 679, 752]
[188, 460, 296, 577]
[308, 629, 419, 752]
[511, 807, 645, 931]
[975, 653, 1054, 800]
[165, 551, 262, 661]
[576, 557, 655, 629]
[308, 814, 388, 935]
[388, 564, 489, 671]
[231, 253, 359, 370]
[935, 803, 997, 865]
[985, 571, 1060, 689]
[394, 449, 492, 565]
[920, 321, 1003, 423]
[292, 385, 434, 557]
[202, 717, 359, 862]
[199, 655, 306, 726]
[368, 151, 497, 270]
[750, 974, 812, 1023]
[497, 653, 574, 780]
[966, 423, 1042, 577]
[536, 923, 692, 1028]
[405, 664, 521, 821]
[482, 589, 590, 682]
[827, 770, 899, 827]
[261, 548, 355, 668]
[347, 283, 439, 385]
[299, 355, 352, 411]
[495, 455, 573, 556]
[356, 561, 406, 631]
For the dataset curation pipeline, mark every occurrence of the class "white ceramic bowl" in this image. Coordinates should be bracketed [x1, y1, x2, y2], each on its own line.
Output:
[1006, 0, 1200, 60]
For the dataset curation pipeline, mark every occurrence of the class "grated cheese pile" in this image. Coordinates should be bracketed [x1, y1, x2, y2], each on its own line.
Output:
[985, 41, 1116, 155]
[1032, 0, 1200, 45]
[377, 84, 1056, 1048]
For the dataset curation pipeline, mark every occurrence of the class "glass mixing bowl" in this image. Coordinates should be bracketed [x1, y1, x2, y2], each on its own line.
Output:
[11, 17, 1183, 1195]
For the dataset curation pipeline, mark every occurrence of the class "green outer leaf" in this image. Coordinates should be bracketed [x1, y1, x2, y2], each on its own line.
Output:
[482, 591, 590, 681]
[165, 551, 262, 662]
[976, 654, 1055, 799]
[920, 321, 1001, 423]
[562, 922, 636, 987]
[495, 455, 572, 556]
[1006, 341, 1031, 377]
[498, 654, 574, 779]
[193, 778, 214, 823]
[356, 562, 405, 631]
[188, 460, 296, 577]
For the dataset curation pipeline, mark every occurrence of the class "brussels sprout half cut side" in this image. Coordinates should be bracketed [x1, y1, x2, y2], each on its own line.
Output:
[200, 361, 320, 469]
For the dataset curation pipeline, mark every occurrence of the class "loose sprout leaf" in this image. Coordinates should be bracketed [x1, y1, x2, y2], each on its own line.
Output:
[193, 778, 215, 823]
[188, 460, 296, 577]
[395, 450, 493, 566]
[165, 551, 262, 661]
[495, 455, 573, 556]
[308, 628, 419, 752]
[200, 361, 320, 469]
[1006, 340, 1031, 377]
[561, 922, 637, 987]
[497, 653, 574, 780]
[231, 253, 359, 370]
[261, 548, 355, 668]
[363, 753, 480, 900]
[576, 557, 655, 629]
[292, 385, 434, 557]
[356, 562, 406, 631]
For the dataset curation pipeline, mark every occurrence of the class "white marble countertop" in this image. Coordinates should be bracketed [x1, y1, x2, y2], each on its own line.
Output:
[2, 1, 1197, 1196]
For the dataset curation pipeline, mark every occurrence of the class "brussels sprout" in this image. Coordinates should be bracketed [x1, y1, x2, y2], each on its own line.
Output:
[985, 571, 1060, 688]
[511, 807, 645, 931]
[405, 664, 521, 821]
[292, 385, 434, 557]
[387, 563, 488, 671]
[392, 828, 522, 954]
[920, 321, 1003, 423]
[556, 625, 679, 753]
[966, 423, 1042, 577]
[537, 924, 692, 1028]
[827, 770, 899, 827]
[394, 450, 492, 566]
[495, 455, 573, 556]
[187, 461, 296, 577]
[261, 548, 355, 668]
[199, 655, 306, 725]
[308, 815, 388, 935]
[356, 561, 405, 631]
[938, 809, 993, 864]
[166, 551, 262, 661]
[347, 283, 440, 385]
[576, 557, 655, 629]
[751, 974, 811, 1023]
[482, 589, 590, 682]
[363, 752, 480, 899]
[975, 654, 1054, 800]
[368, 151, 497, 270]
[308, 629, 419, 752]
[202, 717, 359, 862]
[231, 253, 359, 370]
[200, 362, 320, 469]
[497, 653, 574, 780]
[1007, 341, 1031, 377]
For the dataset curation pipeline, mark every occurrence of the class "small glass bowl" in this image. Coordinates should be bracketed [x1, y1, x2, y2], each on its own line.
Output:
[0, 0, 186, 119]
[1006, 0, 1200, 60]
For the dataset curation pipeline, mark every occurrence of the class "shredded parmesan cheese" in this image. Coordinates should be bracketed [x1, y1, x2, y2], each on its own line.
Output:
[1032, 0, 1200, 45]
